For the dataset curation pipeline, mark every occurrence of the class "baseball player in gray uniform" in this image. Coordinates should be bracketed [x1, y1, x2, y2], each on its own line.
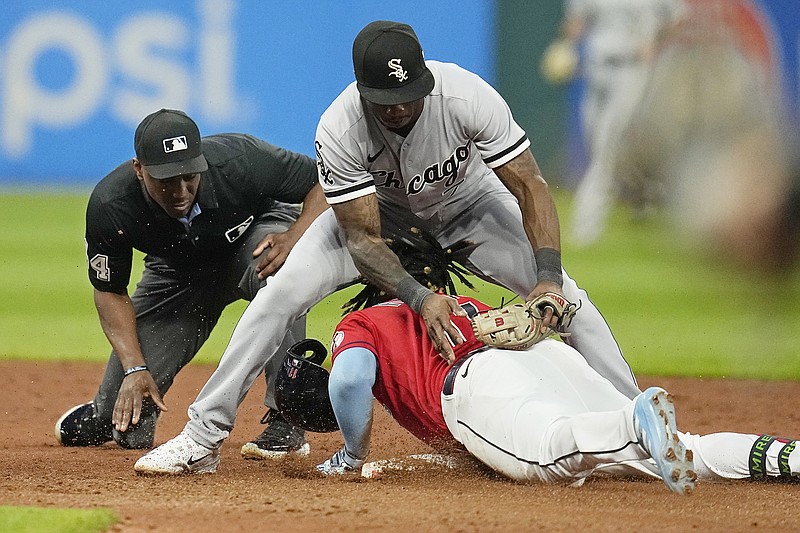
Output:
[563, 0, 685, 246]
[134, 20, 639, 475]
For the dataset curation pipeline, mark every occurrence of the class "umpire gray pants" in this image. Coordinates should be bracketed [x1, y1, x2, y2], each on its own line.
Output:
[93, 216, 305, 447]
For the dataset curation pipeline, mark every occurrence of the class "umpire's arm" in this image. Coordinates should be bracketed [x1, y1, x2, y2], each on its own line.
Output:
[254, 183, 330, 279]
[94, 289, 167, 431]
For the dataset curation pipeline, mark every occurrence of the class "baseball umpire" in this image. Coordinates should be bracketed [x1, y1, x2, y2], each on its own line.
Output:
[132, 20, 639, 476]
[54, 109, 328, 451]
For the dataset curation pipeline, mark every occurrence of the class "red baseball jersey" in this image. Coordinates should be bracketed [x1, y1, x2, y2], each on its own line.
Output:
[330, 295, 489, 446]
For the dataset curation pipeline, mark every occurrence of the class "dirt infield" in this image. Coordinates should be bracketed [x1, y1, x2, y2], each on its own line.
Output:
[2, 360, 799, 532]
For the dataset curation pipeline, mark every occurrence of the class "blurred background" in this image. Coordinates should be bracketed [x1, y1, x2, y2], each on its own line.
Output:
[1, 0, 798, 375]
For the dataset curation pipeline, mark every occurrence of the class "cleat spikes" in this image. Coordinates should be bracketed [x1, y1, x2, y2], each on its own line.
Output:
[634, 387, 696, 495]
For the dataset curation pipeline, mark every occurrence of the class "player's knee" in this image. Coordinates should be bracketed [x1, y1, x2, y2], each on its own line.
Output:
[250, 270, 317, 313]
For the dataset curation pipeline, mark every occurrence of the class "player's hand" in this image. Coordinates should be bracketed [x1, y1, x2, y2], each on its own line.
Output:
[419, 293, 468, 365]
[112, 371, 167, 433]
[526, 281, 564, 334]
[253, 231, 299, 279]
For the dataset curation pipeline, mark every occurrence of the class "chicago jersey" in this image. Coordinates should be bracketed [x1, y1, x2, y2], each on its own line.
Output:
[315, 61, 530, 220]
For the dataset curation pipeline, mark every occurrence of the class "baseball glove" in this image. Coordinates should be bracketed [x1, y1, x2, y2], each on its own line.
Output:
[471, 292, 579, 351]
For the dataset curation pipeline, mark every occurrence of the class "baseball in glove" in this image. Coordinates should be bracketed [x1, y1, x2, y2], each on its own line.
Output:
[471, 292, 579, 351]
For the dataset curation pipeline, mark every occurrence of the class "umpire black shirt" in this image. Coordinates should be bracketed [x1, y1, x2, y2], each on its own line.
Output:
[86, 134, 318, 294]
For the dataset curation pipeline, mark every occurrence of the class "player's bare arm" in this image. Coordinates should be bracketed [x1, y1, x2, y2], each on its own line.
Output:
[494, 149, 564, 330]
[255, 183, 330, 279]
[93, 289, 167, 432]
[330, 194, 465, 363]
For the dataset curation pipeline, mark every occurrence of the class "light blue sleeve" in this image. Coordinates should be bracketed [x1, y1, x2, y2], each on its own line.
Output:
[328, 347, 377, 460]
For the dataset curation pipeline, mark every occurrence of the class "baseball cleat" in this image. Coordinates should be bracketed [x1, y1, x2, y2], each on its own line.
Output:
[316, 447, 365, 476]
[55, 402, 113, 447]
[241, 410, 310, 460]
[134, 432, 220, 475]
[634, 387, 697, 495]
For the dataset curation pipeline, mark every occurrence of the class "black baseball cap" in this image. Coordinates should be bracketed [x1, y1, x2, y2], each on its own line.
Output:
[353, 21, 435, 106]
[134, 109, 208, 179]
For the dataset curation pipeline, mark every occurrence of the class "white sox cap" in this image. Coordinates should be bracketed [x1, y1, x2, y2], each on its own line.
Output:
[134, 109, 208, 179]
[352, 20, 435, 106]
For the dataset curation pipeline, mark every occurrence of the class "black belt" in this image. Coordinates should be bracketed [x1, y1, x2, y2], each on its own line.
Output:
[442, 355, 473, 395]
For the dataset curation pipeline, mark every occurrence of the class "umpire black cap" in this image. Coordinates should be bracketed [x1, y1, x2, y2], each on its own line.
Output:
[134, 109, 208, 179]
[353, 20, 435, 106]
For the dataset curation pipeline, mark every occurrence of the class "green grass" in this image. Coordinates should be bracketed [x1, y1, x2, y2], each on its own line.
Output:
[0, 506, 117, 533]
[560, 195, 800, 379]
[1, 190, 798, 379]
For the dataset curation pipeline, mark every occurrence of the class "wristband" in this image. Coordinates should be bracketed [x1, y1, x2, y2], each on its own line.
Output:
[396, 276, 434, 314]
[534, 247, 563, 286]
[124, 365, 149, 377]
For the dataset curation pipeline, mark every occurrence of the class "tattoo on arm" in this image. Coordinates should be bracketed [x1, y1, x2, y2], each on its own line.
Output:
[332, 195, 412, 295]
[493, 148, 561, 253]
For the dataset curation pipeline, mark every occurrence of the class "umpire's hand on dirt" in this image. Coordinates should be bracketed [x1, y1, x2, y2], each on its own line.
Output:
[254, 231, 298, 280]
[526, 281, 564, 334]
[420, 293, 467, 365]
[113, 371, 167, 433]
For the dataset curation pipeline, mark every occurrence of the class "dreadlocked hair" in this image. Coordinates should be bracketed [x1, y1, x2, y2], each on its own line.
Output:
[341, 227, 476, 314]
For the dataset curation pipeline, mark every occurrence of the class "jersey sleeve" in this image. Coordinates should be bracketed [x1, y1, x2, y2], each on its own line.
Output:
[330, 311, 381, 362]
[84, 192, 133, 294]
[314, 93, 376, 205]
[238, 135, 318, 208]
[466, 73, 531, 169]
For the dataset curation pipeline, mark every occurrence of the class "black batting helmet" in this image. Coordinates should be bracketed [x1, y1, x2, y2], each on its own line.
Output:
[275, 339, 339, 433]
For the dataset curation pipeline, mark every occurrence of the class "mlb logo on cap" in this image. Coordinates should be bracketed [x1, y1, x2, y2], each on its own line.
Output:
[163, 136, 189, 153]
[134, 109, 208, 179]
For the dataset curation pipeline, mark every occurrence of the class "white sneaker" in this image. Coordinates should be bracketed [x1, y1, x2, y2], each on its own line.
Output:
[634, 387, 696, 495]
[134, 432, 220, 475]
[316, 447, 365, 476]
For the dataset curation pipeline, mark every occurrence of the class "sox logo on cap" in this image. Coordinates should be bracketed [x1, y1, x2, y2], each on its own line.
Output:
[388, 59, 408, 82]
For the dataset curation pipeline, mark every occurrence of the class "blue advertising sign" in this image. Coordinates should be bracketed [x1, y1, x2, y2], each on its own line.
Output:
[760, 0, 800, 120]
[0, 1, 494, 186]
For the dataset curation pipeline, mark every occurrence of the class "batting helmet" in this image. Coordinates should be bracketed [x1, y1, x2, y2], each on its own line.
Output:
[275, 339, 340, 433]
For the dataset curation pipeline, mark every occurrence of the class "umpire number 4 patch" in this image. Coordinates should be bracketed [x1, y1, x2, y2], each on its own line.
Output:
[89, 254, 110, 281]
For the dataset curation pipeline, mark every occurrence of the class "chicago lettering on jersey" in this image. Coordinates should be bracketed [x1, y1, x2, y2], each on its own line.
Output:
[315, 140, 333, 186]
[405, 144, 470, 197]
[372, 169, 403, 190]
